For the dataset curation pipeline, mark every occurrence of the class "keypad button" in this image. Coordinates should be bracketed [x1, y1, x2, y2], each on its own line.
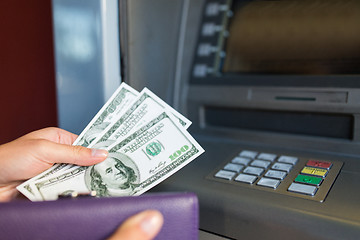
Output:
[232, 156, 251, 165]
[239, 150, 258, 159]
[278, 155, 298, 165]
[235, 174, 257, 184]
[306, 160, 332, 170]
[257, 177, 280, 189]
[264, 170, 287, 180]
[214, 170, 236, 180]
[251, 160, 271, 168]
[243, 166, 264, 176]
[295, 174, 322, 186]
[224, 163, 244, 173]
[288, 183, 317, 196]
[271, 162, 293, 172]
[257, 153, 277, 162]
[301, 167, 328, 177]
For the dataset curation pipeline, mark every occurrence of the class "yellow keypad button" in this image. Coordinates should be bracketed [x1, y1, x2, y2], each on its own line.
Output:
[301, 167, 328, 177]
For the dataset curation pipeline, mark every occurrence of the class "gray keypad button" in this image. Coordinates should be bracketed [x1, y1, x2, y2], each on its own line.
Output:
[224, 163, 244, 173]
[264, 170, 287, 180]
[288, 183, 317, 196]
[278, 155, 298, 165]
[231, 156, 251, 165]
[243, 166, 264, 176]
[239, 150, 258, 159]
[251, 160, 271, 168]
[271, 162, 293, 172]
[257, 153, 277, 161]
[214, 170, 236, 180]
[257, 177, 280, 189]
[235, 174, 257, 184]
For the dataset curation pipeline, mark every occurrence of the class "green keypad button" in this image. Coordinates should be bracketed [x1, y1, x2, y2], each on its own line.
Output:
[295, 174, 322, 186]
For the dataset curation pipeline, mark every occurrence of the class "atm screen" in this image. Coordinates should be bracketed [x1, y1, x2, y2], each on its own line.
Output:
[191, 0, 360, 87]
[223, 0, 360, 75]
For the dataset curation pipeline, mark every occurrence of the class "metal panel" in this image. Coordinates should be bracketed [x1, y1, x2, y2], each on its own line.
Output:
[121, 0, 184, 105]
[52, 0, 120, 134]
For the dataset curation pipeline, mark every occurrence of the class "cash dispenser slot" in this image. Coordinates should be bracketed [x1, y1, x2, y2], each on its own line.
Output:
[204, 107, 354, 140]
[250, 90, 348, 103]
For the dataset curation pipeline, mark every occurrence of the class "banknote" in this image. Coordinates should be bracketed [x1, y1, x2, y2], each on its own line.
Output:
[26, 88, 193, 200]
[16, 82, 139, 199]
[92, 88, 192, 149]
[74, 82, 139, 147]
[32, 111, 204, 201]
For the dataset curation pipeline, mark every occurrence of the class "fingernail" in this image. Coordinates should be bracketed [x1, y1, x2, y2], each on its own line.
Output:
[91, 149, 108, 158]
[140, 211, 163, 236]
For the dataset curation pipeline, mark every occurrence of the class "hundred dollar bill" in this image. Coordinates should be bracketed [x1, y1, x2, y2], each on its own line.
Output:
[74, 82, 139, 147]
[32, 86, 192, 187]
[32, 111, 204, 201]
[92, 88, 192, 149]
[16, 82, 139, 199]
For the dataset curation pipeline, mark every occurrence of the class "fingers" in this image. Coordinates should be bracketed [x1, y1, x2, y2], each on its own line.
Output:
[0, 183, 19, 202]
[21, 127, 78, 145]
[22, 127, 108, 166]
[37, 140, 108, 166]
[108, 210, 164, 240]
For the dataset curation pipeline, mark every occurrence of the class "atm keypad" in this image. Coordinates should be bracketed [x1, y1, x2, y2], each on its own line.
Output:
[208, 150, 343, 202]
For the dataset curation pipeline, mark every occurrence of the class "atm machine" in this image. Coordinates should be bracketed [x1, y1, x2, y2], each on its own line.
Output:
[53, 0, 360, 239]
[122, 0, 360, 239]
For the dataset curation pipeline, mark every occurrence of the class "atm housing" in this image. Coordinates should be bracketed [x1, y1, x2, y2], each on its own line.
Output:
[119, 0, 360, 239]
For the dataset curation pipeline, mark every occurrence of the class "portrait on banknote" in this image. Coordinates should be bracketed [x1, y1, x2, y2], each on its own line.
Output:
[84, 152, 140, 196]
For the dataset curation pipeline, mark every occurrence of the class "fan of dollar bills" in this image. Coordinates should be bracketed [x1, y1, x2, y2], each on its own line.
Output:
[17, 83, 204, 201]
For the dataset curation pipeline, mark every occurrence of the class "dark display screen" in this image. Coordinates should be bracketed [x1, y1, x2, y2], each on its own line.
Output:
[222, 0, 360, 75]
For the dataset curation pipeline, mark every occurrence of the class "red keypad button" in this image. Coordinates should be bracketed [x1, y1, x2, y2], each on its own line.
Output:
[306, 160, 332, 169]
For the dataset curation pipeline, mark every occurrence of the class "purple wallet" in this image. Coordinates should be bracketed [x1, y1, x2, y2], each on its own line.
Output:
[0, 192, 198, 240]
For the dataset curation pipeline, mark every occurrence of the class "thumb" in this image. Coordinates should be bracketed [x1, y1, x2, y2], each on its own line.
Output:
[40, 141, 108, 166]
[108, 210, 163, 240]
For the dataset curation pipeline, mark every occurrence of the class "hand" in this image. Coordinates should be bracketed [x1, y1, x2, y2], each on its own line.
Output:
[108, 210, 164, 240]
[0, 127, 108, 201]
[0, 127, 164, 240]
